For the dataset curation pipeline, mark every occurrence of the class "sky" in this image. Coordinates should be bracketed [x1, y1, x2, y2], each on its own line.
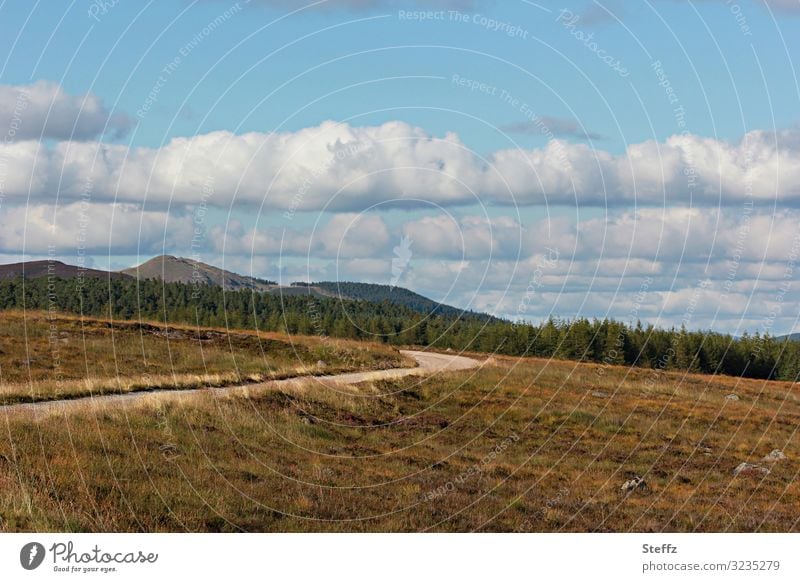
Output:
[0, 0, 799, 335]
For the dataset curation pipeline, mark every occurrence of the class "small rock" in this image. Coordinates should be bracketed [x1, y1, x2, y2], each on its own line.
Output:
[301, 417, 313, 425]
[725, 394, 739, 401]
[763, 449, 786, 463]
[591, 390, 610, 398]
[732, 462, 770, 477]
[696, 443, 713, 456]
[446, 348, 454, 353]
[621, 476, 647, 493]
[316, 360, 327, 369]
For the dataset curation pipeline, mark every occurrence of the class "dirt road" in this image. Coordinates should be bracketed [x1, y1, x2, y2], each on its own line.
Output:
[1, 350, 480, 416]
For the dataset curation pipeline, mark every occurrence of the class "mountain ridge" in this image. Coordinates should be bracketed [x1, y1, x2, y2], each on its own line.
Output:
[0, 256, 482, 321]
[121, 255, 277, 291]
[0, 260, 130, 281]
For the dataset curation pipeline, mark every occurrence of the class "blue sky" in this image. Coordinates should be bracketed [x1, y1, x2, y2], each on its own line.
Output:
[3, 0, 798, 150]
[1, 0, 799, 334]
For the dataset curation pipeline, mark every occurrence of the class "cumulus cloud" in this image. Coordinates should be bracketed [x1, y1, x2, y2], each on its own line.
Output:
[401, 214, 525, 260]
[397, 207, 798, 290]
[2, 121, 800, 210]
[208, 221, 309, 257]
[317, 213, 391, 257]
[0, 81, 131, 141]
[208, 213, 390, 258]
[0, 202, 190, 255]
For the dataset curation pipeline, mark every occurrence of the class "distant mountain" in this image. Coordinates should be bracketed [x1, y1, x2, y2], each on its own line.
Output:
[120, 257, 477, 318]
[0, 256, 493, 322]
[0, 260, 129, 281]
[121, 255, 277, 291]
[310, 281, 495, 321]
[778, 333, 800, 342]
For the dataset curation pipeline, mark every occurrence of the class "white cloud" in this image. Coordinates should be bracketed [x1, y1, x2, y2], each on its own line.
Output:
[0, 81, 131, 141]
[208, 220, 309, 257]
[317, 213, 391, 258]
[207, 212, 390, 259]
[401, 214, 526, 260]
[7, 202, 788, 282]
[3, 121, 800, 210]
[0, 202, 189, 255]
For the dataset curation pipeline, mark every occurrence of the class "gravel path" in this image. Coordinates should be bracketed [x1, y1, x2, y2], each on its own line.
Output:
[1, 350, 480, 416]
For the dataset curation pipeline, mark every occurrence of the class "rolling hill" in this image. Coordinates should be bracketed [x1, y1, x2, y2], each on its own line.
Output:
[1, 256, 488, 322]
[121, 255, 277, 291]
[119, 256, 480, 319]
[310, 281, 495, 321]
[0, 260, 129, 281]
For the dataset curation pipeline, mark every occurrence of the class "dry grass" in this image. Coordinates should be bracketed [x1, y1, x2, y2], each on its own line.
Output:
[0, 311, 411, 404]
[1, 350, 798, 532]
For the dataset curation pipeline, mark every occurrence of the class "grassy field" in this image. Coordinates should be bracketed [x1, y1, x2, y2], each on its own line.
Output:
[0, 311, 410, 405]
[1, 347, 797, 532]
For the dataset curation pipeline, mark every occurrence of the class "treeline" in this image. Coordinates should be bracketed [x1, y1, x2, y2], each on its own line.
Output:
[1, 276, 798, 381]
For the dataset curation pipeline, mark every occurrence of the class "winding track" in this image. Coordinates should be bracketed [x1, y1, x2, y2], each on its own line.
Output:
[1, 350, 480, 416]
